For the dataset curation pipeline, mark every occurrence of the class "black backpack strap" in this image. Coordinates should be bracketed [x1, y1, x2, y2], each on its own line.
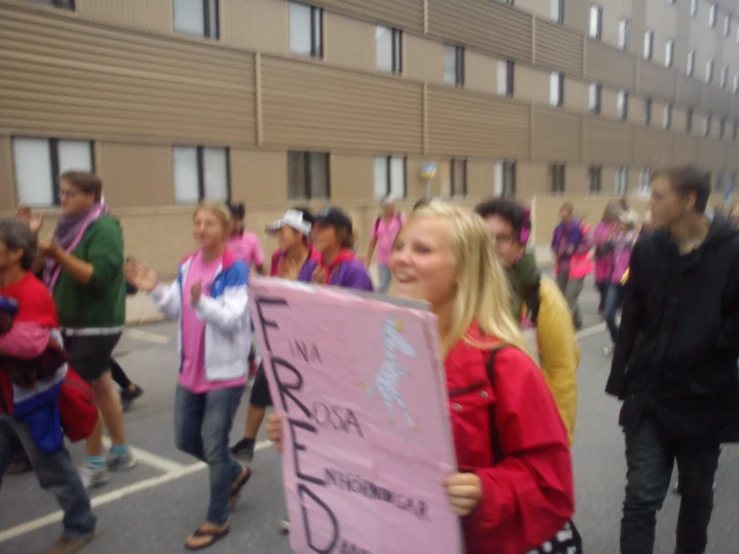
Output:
[373, 217, 381, 234]
[485, 348, 505, 464]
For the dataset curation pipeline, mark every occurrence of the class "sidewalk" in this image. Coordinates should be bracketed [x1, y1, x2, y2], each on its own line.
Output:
[125, 246, 554, 324]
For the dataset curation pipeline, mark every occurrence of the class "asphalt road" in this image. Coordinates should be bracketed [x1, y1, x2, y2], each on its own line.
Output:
[2, 282, 738, 554]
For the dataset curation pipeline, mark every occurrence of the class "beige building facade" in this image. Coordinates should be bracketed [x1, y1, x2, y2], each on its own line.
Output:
[0, 0, 737, 273]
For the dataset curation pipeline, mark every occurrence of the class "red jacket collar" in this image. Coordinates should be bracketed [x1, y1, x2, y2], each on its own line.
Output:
[318, 249, 356, 284]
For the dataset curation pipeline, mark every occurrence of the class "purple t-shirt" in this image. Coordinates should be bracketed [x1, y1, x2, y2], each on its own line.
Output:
[298, 258, 375, 291]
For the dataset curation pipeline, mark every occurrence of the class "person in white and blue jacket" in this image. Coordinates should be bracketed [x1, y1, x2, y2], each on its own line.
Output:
[125, 202, 252, 551]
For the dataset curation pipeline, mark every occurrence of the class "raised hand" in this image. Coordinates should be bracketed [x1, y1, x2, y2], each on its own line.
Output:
[124, 260, 159, 293]
[16, 205, 44, 235]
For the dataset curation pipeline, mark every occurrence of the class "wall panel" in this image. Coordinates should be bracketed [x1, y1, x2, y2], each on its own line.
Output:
[0, 3, 255, 145]
[220, 0, 289, 55]
[676, 75, 702, 107]
[427, 0, 533, 64]
[76, 0, 172, 33]
[533, 18, 583, 78]
[261, 57, 423, 152]
[582, 118, 633, 164]
[427, 87, 530, 158]
[311, 0, 424, 33]
[96, 143, 174, 207]
[637, 60, 677, 102]
[584, 40, 636, 90]
[0, 136, 15, 211]
[531, 108, 581, 163]
[632, 128, 673, 167]
[700, 84, 731, 115]
[698, 139, 728, 169]
[672, 134, 698, 163]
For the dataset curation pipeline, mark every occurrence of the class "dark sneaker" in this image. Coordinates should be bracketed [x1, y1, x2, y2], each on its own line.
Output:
[120, 386, 144, 412]
[48, 533, 95, 554]
[230, 438, 255, 462]
[8, 452, 32, 475]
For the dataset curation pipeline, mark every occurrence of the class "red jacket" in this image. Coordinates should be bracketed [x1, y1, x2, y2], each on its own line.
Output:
[446, 324, 574, 554]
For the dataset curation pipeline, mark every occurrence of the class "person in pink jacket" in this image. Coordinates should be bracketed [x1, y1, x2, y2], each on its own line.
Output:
[591, 203, 620, 313]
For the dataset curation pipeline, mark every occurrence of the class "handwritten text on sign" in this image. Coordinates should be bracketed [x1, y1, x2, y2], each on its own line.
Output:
[250, 279, 462, 554]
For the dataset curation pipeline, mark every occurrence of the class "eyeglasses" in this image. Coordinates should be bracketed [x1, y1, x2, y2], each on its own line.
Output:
[491, 234, 515, 245]
[58, 190, 79, 199]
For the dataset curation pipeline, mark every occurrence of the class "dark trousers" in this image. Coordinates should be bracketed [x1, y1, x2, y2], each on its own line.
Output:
[621, 417, 720, 554]
[604, 284, 624, 344]
[596, 280, 609, 312]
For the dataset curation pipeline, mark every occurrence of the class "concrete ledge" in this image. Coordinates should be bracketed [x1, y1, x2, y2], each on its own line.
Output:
[124, 247, 554, 325]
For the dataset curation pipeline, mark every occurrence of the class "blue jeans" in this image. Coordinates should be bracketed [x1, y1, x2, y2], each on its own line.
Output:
[604, 283, 624, 344]
[0, 415, 96, 538]
[377, 263, 391, 294]
[621, 417, 719, 554]
[174, 385, 244, 525]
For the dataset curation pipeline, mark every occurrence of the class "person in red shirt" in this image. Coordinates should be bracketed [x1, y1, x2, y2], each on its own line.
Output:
[265, 203, 577, 554]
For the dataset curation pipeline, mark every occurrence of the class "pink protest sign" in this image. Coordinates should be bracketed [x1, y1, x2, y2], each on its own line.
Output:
[250, 278, 463, 554]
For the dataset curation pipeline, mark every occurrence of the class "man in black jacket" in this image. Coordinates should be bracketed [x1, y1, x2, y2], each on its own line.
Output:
[606, 166, 739, 554]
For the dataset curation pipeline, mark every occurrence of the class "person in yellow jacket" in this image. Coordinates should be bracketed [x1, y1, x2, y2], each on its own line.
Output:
[476, 199, 580, 444]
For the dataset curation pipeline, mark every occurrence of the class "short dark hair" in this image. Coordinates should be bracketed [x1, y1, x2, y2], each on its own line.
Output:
[475, 198, 529, 242]
[652, 165, 711, 214]
[413, 198, 429, 212]
[228, 202, 246, 219]
[560, 202, 574, 214]
[60, 171, 103, 202]
[291, 206, 315, 243]
[0, 218, 37, 271]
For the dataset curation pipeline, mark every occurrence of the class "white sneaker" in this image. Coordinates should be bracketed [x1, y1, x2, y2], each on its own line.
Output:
[603, 345, 614, 357]
[79, 463, 110, 490]
[107, 448, 136, 472]
[279, 518, 290, 534]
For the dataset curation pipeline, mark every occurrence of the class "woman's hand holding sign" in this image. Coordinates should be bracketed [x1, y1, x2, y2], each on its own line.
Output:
[267, 412, 483, 516]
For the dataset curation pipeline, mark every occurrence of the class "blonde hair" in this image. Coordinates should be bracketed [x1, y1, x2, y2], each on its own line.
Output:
[408, 203, 527, 355]
[194, 202, 232, 234]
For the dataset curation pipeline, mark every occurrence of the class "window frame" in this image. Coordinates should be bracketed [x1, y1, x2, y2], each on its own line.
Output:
[725, 13, 732, 36]
[443, 44, 465, 87]
[665, 38, 675, 68]
[550, 163, 566, 195]
[494, 160, 517, 199]
[498, 58, 515, 97]
[12, 136, 95, 207]
[720, 117, 727, 140]
[376, 25, 403, 74]
[29, 0, 75, 9]
[373, 155, 407, 200]
[172, 0, 220, 39]
[704, 114, 712, 137]
[551, 0, 565, 24]
[709, 3, 717, 28]
[615, 166, 629, 195]
[706, 58, 714, 83]
[734, 120, 739, 142]
[589, 4, 603, 40]
[550, 71, 564, 107]
[288, 1, 324, 59]
[687, 50, 696, 76]
[686, 108, 694, 133]
[450, 159, 467, 197]
[664, 103, 673, 129]
[288, 151, 331, 200]
[721, 65, 729, 89]
[691, 0, 698, 17]
[644, 98, 653, 125]
[643, 29, 654, 60]
[589, 82, 602, 114]
[618, 18, 631, 50]
[617, 90, 629, 120]
[173, 145, 231, 204]
[588, 165, 602, 194]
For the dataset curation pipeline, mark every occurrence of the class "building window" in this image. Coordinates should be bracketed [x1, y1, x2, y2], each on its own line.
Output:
[172, 146, 229, 203]
[665, 39, 674, 68]
[643, 29, 654, 60]
[173, 0, 219, 39]
[714, 171, 724, 191]
[720, 117, 727, 139]
[589, 83, 602, 114]
[289, 2, 323, 58]
[376, 25, 402, 74]
[288, 151, 330, 200]
[373, 155, 406, 200]
[497, 59, 515, 97]
[638, 168, 652, 196]
[443, 44, 465, 87]
[550, 71, 564, 107]
[618, 18, 631, 50]
[589, 4, 603, 39]
[494, 160, 517, 198]
[734, 120, 739, 141]
[615, 166, 629, 195]
[725, 13, 732, 36]
[617, 90, 629, 120]
[450, 159, 467, 197]
[721, 65, 729, 88]
[644, 98, 652, 125]
[588, 166, 602, 194]
[550, 164, 566, 194]
[12, 137, 93, 206]
[664, 104, 673, 129]
[687, 50, 696, 76]
[686, 108, 694, 133]
[24, 0, 75, 8]
[734, 72, 739, 93]
[667, 0, 676, 5]
[706, 59, 714, 83]
[691, 0, 698, 17]
[551, 0, 564, 24]
[709, 3, 717, 28]
[704, 114, 712, 137]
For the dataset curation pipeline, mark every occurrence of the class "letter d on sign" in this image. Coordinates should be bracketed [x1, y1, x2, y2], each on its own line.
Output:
[299, 484, 339, 554]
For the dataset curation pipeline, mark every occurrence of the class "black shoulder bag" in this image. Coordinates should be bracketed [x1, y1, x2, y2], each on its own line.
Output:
[485, 350, 583, 554]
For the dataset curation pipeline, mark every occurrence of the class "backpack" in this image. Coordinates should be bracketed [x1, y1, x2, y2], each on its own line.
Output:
[485, 349, 582, 554]
[57, 368, 98, 442]
[373, 213, 403, 234]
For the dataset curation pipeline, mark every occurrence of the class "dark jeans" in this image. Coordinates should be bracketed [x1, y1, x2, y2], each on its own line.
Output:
[596, 280, 609, 312]
[604, 283, 624, 344]
[110, 358, 132, 390]
[0, 415, 96, 538]
[174, 384, 244, 525]
[556, 272, 584, 329]
[621, 417, 720, 554]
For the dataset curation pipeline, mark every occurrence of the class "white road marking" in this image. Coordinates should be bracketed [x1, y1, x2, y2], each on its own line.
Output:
[102, 438, 186, 474]
[576, 322, 606, 339]
[0, 440, 273, 543]
[125, 328, 172, 345]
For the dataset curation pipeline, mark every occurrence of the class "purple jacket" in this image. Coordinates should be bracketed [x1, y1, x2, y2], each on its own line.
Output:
[298, 259, 375, 292]
[551, 220, 583, 264]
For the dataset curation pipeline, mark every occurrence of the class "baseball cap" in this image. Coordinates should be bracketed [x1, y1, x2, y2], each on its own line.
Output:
[266, 209, 313, 236]
[314, 207, 353, 235]
[619, 209, 639, 226]
[0, 296, 19, 317]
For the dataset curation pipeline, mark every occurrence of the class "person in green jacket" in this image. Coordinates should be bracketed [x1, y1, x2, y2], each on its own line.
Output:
[28, 171, 134, 490]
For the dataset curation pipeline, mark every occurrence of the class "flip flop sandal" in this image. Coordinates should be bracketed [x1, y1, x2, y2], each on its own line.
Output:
[228, 468, 252, 511]
[184, 526, 230, 551]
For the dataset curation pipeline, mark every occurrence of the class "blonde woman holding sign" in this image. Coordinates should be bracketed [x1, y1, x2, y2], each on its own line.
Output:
[268, 203, 577, 554]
